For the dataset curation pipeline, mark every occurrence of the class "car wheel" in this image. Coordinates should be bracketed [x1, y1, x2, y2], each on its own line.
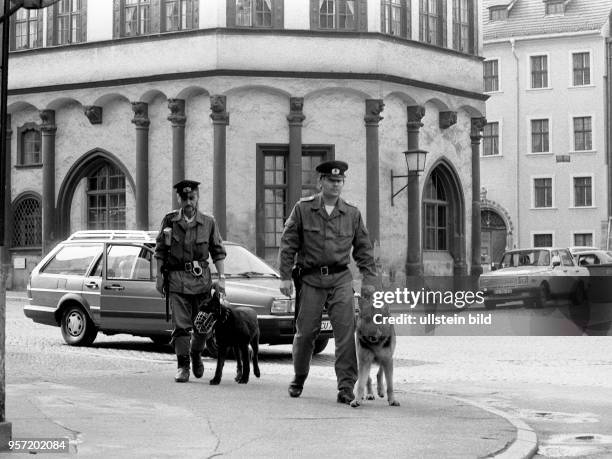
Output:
[60, 305, 97, 346]
[484, 300, 497, 310]
[571, 282, 587, 306]
[313, 336, 330, 355]
[533, 283, 550, 309]
[149, 335, 171, 345]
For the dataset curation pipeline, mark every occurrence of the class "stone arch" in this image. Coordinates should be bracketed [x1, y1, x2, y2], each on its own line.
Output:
[56, 148, 135, 238]
[481, 193, 515, 252]
[421, 158, 467, 276]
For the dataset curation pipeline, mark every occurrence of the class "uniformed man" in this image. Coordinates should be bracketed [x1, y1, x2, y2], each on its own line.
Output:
[278, 160, 378, 404]
[155, 180, 226, 383]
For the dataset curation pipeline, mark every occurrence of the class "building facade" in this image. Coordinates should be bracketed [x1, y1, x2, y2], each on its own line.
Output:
[5, 0, 485, 289]
[481, 0, 612, 265]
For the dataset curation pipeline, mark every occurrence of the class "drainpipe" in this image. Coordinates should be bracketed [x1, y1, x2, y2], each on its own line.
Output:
[606, 38, 612, 247]
[510, 38, 520, 248]
[606, 39, 612, 218]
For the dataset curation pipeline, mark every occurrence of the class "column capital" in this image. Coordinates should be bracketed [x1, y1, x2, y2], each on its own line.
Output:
[83, 106, 103, 125]
[131, 102, 150, 128]
[439, 111, 457, 129]
[167, 98, 186, 126]
[407, 105, 425, 129]
[364, 99, 384, 125]
[470, 116, 487, 142]
[39, 109, 56, 133]
[210, 95, 229, 125]
[287, 97, 305, 124]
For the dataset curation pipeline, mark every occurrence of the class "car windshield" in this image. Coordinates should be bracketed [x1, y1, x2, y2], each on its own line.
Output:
[500, 250, 550, 267]
[209, 244, 279, 278]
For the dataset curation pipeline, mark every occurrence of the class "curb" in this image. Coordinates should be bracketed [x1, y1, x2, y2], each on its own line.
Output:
[443, 394, 538, 459]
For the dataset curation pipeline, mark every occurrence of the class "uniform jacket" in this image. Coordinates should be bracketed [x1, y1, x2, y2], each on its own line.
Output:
[154, 209, 226, 294]
[279, 193, 377, 288]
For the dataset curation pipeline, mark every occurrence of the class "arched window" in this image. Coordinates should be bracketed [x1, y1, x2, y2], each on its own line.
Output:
[423, 169, 448, 250]
[12, 195, 42, 248]
[87, 164, 126, 230]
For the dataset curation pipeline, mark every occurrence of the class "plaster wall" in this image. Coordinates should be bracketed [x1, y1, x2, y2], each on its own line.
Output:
[8, 33, 483, 96]
[87, 0, 113, 42]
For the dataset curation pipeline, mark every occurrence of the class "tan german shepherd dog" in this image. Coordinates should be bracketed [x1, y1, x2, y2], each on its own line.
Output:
[350, 293, 400, 407]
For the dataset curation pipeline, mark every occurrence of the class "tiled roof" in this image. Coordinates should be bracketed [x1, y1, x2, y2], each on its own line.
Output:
[483, 0, 612, 41]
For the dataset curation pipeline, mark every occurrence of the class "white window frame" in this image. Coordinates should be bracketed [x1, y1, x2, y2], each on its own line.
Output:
[481, 119, 502, 157]
[531, 174, 555, 209]
[531, 231, 555, 248]
[569, 113, 595, 154]
[571, 230, 594, 247]
[527, 52, 551, 90]
[483, 57, 501, 93]
[570, 173, 595, 208]
[527, 116, 552, 155]
[568, 49, 593, 88]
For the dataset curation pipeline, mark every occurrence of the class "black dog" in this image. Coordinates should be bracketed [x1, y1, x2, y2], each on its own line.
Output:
[203, 291, 260, 385]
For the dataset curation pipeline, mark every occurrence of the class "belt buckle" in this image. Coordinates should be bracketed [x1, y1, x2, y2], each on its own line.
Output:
[185, 262, 193, 272]
[320, 266, 329, 276]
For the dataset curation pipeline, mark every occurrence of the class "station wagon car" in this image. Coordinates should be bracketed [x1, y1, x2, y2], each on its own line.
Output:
[479, 247, 589, 309]
[24, 230, 332, 354]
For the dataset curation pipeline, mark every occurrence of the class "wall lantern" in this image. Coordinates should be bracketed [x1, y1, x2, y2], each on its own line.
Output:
[390, 148, 428, 206]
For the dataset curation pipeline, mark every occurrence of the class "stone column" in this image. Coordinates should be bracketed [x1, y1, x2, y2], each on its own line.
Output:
[40, 110, 56, 254]
[405, 105, 426, 285]
[287, 97, 305, 210]
[210, 95, 229, 239]
[168, 99, 186, 209]
[364, 99, 384, 245]
[131, 102, 150, 230]
[470, 117, 487, 278]
[3, 115, 11, 261]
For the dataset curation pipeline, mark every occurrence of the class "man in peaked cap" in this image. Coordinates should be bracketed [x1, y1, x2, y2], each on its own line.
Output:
[154, 179, 226, 382]
[278, 160, 378, 404]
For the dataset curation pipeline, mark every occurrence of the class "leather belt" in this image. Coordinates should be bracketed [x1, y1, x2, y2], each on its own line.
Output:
[301, 265, 348, 276]
[165, 261, 208, 275]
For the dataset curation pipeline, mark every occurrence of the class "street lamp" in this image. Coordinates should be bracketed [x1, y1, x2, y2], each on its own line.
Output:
[404, 148, 428, 176]
[404, 148, 428, 289]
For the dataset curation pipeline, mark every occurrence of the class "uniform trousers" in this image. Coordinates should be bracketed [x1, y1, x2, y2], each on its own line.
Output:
[170, 292, 210, 356]
[293, 281, 357, 391]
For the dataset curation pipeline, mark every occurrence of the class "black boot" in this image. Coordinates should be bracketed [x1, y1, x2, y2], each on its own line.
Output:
[175, 355, 190, 383]
[337, 387, 355, 405]
[191, 351, 204, 379]
[288, 374, 307, 398]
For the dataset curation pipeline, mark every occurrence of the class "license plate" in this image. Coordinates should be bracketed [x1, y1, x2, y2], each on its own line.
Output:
[320, 320, 332, 331]
[494, 288, 512, 295]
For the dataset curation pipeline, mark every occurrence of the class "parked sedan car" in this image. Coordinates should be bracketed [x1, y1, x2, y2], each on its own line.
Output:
[24, 230, 332, 354]
[479, 247, 589, 309]
[570, 249, 612, 266]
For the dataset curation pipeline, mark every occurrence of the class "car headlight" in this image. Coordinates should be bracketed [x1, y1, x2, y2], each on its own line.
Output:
[271, 298, 295, 314]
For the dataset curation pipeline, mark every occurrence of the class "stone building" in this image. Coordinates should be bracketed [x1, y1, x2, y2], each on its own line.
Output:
[481, 0, 612, 264]
[5, 0, 485, 288]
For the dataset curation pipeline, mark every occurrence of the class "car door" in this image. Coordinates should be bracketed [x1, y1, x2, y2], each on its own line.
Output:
[99, 243, 168, 335]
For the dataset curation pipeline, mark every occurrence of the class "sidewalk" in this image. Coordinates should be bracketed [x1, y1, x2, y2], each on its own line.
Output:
[5, 372, 536, 458]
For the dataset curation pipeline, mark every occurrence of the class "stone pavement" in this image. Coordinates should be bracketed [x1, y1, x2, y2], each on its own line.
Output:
[4, 371, 536, 458]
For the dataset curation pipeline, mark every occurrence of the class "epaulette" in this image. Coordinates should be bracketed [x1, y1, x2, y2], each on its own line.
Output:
[343, 199, 357, 207]
[165, 210, 179, 218]
[299, 195, 316, 202]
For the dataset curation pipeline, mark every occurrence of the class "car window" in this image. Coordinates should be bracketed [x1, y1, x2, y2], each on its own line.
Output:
[560, 250, 574, 266]
[209, 244, 278, 277]
[107, 244, 155, 281]
[41, 244, 103, 276]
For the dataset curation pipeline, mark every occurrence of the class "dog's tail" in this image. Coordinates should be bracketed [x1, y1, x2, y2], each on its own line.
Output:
[251, 335, 260, 378]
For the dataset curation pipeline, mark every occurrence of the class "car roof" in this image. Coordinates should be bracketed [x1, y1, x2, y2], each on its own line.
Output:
[504, 247, 569, 253]
[568, 246, 600, 253]
[64, 230, 238, 245]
